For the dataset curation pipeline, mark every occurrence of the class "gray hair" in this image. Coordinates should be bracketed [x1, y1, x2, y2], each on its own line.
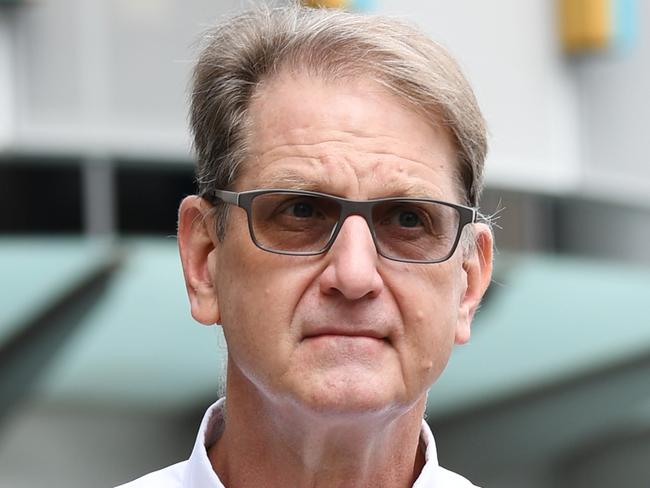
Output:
[190, 4, 487, 239]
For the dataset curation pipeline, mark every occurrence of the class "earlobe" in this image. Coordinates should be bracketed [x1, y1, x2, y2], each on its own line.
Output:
[455, 225, 494, 344]
[177, 196, 222, 326]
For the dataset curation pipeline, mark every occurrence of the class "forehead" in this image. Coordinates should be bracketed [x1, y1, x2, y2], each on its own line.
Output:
[240, 72, 460, 201]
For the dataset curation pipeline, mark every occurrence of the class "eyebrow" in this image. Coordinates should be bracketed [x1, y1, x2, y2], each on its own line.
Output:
[382, 182, 444, 199]
[258, 170, 324, 192]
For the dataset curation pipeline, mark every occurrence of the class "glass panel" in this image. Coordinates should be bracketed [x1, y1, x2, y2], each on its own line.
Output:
[372, 201, 459, 261]
[251, 192, 340, 252]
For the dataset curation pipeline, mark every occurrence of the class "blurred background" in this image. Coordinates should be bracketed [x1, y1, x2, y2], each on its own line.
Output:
[1, 0, 649, 486]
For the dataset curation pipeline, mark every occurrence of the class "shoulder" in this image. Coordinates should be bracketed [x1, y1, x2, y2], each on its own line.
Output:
[114, 461, 186, 488]
[436, 466, 481, 487]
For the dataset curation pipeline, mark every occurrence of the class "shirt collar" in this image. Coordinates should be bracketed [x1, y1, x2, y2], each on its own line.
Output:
[414, 417, 441, 486]
[184, 398, 441, 488]
[184, 398, 227, 488]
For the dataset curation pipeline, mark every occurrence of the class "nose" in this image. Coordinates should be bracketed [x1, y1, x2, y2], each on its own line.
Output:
[319, 215, 385, 300]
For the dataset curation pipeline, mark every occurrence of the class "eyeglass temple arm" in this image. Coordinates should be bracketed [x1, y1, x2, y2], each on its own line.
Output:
[212, 189, 239, 205]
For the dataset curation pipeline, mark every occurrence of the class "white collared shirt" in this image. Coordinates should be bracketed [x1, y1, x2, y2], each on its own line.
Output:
[116, 399, 479, 488]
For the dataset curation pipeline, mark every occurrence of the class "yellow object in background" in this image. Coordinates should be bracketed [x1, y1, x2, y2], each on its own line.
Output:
[560, 0, 611, 52]
[300, 0, 374, 12]
[559, 0, 637, 54]
[301, 0, 349, 8]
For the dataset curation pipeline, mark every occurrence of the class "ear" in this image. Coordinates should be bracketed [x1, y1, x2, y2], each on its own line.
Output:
[177, 195, 221, 326]
[455, 223, 493, 344]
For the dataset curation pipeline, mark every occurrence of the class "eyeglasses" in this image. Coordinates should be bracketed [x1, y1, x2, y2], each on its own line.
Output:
[210, 189, 476, 264]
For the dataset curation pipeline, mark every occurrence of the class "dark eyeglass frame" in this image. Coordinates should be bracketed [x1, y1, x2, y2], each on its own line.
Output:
[209, 188, 477, 264]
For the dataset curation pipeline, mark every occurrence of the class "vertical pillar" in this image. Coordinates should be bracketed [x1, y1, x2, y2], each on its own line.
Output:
[82, 157, 115, 236]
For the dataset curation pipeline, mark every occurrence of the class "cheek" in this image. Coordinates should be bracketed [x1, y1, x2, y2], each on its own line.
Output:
[219, 279, 295, 387]
[390, 266, 463, 383]
[215, 239, 316, 377]
[405, 304, 457, 381]
[219, 263, 292, 337]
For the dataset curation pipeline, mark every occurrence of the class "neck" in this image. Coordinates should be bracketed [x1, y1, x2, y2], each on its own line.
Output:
[208, 367, 427, 488]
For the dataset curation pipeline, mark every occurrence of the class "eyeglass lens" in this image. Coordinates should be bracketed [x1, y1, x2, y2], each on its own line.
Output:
[249, 192, 461, 262]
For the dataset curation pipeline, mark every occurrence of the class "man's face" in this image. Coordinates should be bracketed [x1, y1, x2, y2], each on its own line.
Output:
[200, 72, 486, 416]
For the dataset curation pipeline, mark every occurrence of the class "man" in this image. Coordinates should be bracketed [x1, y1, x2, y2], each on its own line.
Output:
[120, 3, 492, 487]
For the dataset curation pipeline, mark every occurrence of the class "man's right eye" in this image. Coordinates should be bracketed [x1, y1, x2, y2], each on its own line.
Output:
[272, 198, 328, 221]
[285, 201, 315, 218]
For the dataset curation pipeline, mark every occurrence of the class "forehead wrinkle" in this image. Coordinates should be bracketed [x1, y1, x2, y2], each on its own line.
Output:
[249, 157, 353, 196]
[245, 127, 456, 200]
[252, 134, 440, 168]
[245, 144, 453, 198]
[248, 160, 447, 201]
[365, 165, 447, 200]
[251, 141, 450, 180]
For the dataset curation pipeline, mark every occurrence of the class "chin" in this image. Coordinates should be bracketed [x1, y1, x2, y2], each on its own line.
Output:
[288, 371, 409, 419]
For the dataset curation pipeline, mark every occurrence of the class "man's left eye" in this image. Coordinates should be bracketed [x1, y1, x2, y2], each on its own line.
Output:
[397, 210, 422, 228]
[379, 207, 428, 229]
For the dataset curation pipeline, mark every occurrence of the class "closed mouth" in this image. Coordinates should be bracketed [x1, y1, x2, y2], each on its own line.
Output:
[303, 330, 389, 342]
